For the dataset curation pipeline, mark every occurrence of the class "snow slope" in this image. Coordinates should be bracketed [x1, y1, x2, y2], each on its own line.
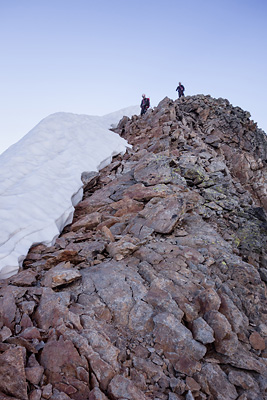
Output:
[0, 106, 139, 279]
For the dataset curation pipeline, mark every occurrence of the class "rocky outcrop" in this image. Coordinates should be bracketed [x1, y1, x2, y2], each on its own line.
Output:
[0, 95, 266, 399]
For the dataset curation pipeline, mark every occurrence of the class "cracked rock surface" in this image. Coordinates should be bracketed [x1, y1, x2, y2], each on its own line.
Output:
[0, 95, 267, 399]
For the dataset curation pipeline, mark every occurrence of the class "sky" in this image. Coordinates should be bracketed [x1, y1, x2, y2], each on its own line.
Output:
[0, 0, 267, 154]
[0, 107, 138, 279]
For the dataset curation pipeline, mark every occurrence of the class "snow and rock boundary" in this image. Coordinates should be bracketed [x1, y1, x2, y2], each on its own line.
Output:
[0, 107, 139, 279]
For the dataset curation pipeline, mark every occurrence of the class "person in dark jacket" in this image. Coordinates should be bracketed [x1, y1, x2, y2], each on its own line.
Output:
[140, 94, 150, 115]
[176, 82, 185, 98]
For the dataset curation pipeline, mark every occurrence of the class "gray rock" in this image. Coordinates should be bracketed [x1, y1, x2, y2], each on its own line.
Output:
[259, 267, 267, 283]
[185, 391, 195, 400]
[139, 195, 186, 234]
[228, 370, 258, 390]
[196, 363, 238, 400]
[134, 154, 186, 187]
[153, 312, 206, 375]
[108, 375, 146, 400]
[192, 317, 214, 344]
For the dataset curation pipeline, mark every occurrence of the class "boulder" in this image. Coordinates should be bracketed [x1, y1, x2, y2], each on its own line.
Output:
[204, 310, 238, 356]
[195, 363, 238, 400]
[133, 154, 186, 187]
[40, 336, 90, 398]
[42, 261, 81, 288]
[249, 331, 266, 351]
[153, 313, 206, 375]
[192, 317, 214, 344]
[0, 346, 28, 400]
[139, 195, 186, 234]
[108, 375, 146, 400]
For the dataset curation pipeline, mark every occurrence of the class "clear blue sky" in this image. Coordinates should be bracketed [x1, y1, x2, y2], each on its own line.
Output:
[1, 0, 266, 154]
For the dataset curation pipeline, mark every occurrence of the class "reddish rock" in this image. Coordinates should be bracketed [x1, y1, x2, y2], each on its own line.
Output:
[50, 389, 72, 400]
[44, 249, 80, 268]
[40, 336, 90, 399]
[19, 300, 36, 315]
[0, 288, 17, 329]
[134, 246, 164, 265]
[20, 312, 34, 329]
[204, 311, 238, 356]
[42, 383, 53, 399]
[218, 345, 267, 374]
[89, 352, 116, 391]
[25, 354, 44, 385]
[186, 376, 201, 392]
[249, 331, 266, 351]
[219, 292, 249, 334]
[139, 195, 186, 234]
[124, 182, 172, 201]
[9, 269, 37, 286]
[34, 287, 71, 330]
[169, 394, 184, 400]
[6, 336, 38, 353]
[26, 364, 44, 385]
[19, 326, 41, 340]
[75, 187, 114, 216]
[108, 375, 146, 400]
[89, 387, 109, 400]
[228, 370, 257, 390]
[132, 356, 164, 380]
[109, 197, 144, 217]
[195, 363, 238, 400]
[153, 312, 206, 375]
[0, 326, 12, 342]
[42, 261, 81, 288]
[196, 288, 221, 313]
[77, 241, 105, 259]
[29, 389, 42, 400]
[106, 235, 140, 260]
[144, 286, 183, 321]
[54, 383, 77, 396]
[71, 211, 101, 231]
[82, 327, 119, 371]
[0, 346, 28, 400]
[100, 226, 115, 242]
[130, 369, 147, 390]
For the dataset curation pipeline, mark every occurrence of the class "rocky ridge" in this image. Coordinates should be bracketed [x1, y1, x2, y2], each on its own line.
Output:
[0, 95, 267, 400]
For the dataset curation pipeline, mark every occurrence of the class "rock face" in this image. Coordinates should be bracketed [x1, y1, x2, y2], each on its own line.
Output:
[0, 95, 267, 399]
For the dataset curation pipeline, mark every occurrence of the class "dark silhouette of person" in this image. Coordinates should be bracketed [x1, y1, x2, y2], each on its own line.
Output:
[176, 82, 185, 98]
[140, 94, 150, 115]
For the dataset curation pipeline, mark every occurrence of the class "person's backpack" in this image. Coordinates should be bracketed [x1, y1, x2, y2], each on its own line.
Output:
[146, 98, 150, 108]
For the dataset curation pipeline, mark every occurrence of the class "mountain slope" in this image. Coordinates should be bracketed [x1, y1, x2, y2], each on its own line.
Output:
[0, 96, 266, 399]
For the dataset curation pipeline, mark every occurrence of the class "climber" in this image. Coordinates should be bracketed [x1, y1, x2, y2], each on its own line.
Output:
[176, 82, 185, 98]
[140, 94, 150, 115]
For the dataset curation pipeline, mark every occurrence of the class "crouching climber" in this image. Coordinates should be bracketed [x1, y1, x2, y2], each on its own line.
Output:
[140, 94, 150, 115]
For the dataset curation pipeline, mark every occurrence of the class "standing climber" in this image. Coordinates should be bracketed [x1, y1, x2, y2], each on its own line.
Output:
[176, 82, 185, 98]
[140, 94, 150, 115]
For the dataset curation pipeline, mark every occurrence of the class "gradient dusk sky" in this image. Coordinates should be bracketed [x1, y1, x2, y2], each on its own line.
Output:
[1, 0, 266, 154]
